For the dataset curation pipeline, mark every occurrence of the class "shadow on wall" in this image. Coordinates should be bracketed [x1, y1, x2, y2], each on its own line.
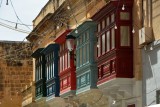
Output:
[142, 42, 160, 106]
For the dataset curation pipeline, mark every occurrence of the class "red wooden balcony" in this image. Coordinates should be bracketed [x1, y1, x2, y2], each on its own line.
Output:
[92, 0, 134, 84]
[55, 30, 76, 97]
[92, 0, 134, 102]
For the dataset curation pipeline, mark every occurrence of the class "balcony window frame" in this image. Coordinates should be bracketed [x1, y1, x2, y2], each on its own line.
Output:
[97, 12, 116, 58]
[59, 42, 70, 72]
[76, 29, 90, 68]
[46, 52, 55, 81]
[35, 56, 44, 82]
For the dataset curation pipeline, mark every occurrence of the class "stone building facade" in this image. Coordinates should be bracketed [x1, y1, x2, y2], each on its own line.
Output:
[0, 41, 33, 107]
[141, 0, 160, 106]
[26, 0, 143, 107]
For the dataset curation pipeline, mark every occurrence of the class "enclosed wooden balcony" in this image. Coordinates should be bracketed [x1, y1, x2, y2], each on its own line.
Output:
[55, 30, 76, 97]
[92, 0, 134, 100]
[41, 44, 60, 100]
[69, 20, 98, 95]
[31, 48, 46, 99]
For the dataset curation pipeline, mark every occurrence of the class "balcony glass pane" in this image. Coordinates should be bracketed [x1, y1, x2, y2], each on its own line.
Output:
[80, 48, 82, 66]
[106, 31, 110, 52]
[48, 65, 50, 80]
[60, 56, 62, 71]
[97, 37, 101, 56]
[86, 31, 89, 41]
[102, 34, 105, 54]
[40, 65, 42, 79]
[98, 23, 101, 32]
[63, 54, 64, 70]
[102, 19, 105, 29]
[87, 43, 90, 62]
[83, 46, 86, 64]
[106, 17, 110, 26]
[65, 52, 67, 69]
[120, 26, 130, 46]
[38, 66, 40, 80]
[52, 62, 54, 77]
[111, 13, 115, 23]
[76, 50, 79, 67]
[68, 52, 70, 67]
[46, 66, 48, 80]
[120, 12, 130, 20]
[111, 28, 115, 49]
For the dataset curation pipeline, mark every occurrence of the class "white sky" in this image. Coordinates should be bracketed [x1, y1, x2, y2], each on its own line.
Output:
[0, 0, 48, 41]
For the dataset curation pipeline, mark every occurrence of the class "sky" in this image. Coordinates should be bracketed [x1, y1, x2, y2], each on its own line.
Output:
[0, 0, 48, 41]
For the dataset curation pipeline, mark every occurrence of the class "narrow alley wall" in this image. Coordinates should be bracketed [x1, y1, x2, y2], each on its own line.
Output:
[0, 41, 33, 107]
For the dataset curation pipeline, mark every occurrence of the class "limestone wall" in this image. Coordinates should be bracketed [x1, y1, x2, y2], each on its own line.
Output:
[0, 41, 33, 107]
[152, 0, 160, 40]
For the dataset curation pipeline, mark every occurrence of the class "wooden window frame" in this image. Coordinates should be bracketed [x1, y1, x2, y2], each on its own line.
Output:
[76, 30, 90, 68]
[120, 25, 130, 47]
[106, 30, 110, 52]
[97, 12, 116, 57]
[35, 57, 43, 82]
[59, 43, 70, 72]
[46, 52, 54, 80]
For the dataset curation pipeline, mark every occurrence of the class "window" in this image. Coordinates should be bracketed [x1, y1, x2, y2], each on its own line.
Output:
[77, 50, 79, 67]
[52, 62, 54, 77]
[102, 20, 105, 29]
[120, 26, 130, 46]
[98, 23, 101, 32]
[65, 53, 67, 69]
[46, 52, 54, 80]
[86, 31, 89, 41]
[47, 65, 50, 80]
[111, 13, 115, 23]
[80, 47, 82, 66]
[46, 65, 48, 80]
[40, 66, 42, 79]
[97, 37, 101, 57]
[59, 43, 71, 71]
[60, 56, 62, 71]
[68, 52, 70, 68]
[86, 43, 89, 62]
[83, 33, 86, 42]
[106, 17, 110, 26]
[97, 12, 116, 56]
[83, 46, 86, 63]
[35, 57, 43, 81]
[111, 28, 115, 49]
[77, 38, 79, 46]
[76, 30, 90, 67]
[106, 31, 110, 52]
[120, 12, 130, 20]
[102, 34, 105, 54]
[63, 54, 64, 70]
[39, 66, 40, 80]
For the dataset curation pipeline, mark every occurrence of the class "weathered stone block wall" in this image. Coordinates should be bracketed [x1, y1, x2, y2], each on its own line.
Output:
[152, 0, 160, 40]
[0, 41, 33, 107]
